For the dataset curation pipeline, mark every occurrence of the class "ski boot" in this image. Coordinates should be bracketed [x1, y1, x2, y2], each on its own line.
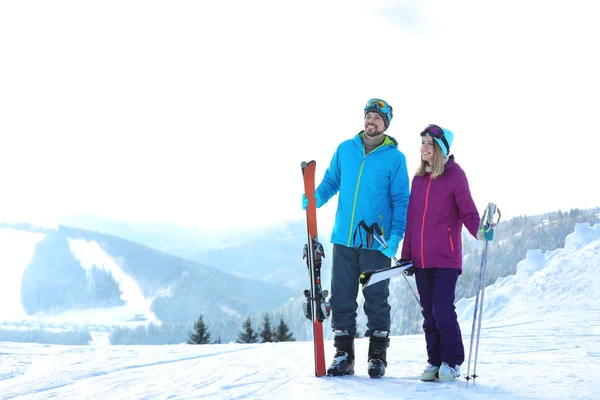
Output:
[367, 330, 389, 378]
[438, 362, 460, 382]
[420, 364, 439, 381]
[326, 330, 355, 376]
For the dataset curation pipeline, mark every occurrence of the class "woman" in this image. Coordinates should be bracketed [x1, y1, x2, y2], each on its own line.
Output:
[400, 124, 494, 382]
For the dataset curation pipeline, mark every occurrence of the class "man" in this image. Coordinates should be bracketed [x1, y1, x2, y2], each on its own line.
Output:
[302, 98, 410, 378]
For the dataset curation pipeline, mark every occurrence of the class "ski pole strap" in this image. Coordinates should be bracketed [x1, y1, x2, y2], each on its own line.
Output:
[352, 221, 383, 249]
[479, 203, 501, 232]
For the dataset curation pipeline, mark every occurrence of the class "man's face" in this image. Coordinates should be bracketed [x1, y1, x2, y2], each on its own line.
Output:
[364, 112, 385, 137]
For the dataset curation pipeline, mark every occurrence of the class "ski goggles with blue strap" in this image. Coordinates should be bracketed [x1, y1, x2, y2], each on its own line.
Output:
[364, 98, 392, 121]
[420, 124, 450, 154]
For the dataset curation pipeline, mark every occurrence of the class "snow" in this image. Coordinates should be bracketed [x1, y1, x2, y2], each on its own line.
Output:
[1, 224, 599, 399]
[0, 229, 46, 321]
[0, 231, 157, 329]
[68, 238, 157, 323]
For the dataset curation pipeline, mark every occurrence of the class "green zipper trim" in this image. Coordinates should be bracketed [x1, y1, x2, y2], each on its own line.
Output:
[347, 160, 365, 246]
[346, 138, 391, 246]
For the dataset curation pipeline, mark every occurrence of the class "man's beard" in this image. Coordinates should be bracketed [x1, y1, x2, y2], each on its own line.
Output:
[365, 126, 384, 137]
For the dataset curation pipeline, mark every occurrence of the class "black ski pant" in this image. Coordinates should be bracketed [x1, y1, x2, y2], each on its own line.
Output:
[330, 244, 391, 337]
[414, 267, 465, 367]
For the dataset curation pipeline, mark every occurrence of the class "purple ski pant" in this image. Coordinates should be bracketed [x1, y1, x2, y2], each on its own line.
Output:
[414, 267, 465, 367]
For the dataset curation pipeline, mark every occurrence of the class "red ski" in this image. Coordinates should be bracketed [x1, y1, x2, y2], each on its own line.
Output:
[301, 160, 329, 377]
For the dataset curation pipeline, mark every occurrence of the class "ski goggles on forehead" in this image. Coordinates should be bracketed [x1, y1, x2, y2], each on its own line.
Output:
[421, 124, 444, 138]
[421, 124, 450, 152]
[365, 98, 391, 114]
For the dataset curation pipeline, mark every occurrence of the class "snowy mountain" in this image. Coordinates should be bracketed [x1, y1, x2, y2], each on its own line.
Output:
[53, 215, 333, 292]
[0, 223, 598, 399]
[194, 220, 334, 291]
[5, 208, 600, 344]
[51, 209, 600, 298]
[0, 224, 295, 337]
[51, 215, 233, 257]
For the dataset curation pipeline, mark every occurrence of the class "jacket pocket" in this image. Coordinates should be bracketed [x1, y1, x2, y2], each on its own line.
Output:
[447, 227, 455, 252]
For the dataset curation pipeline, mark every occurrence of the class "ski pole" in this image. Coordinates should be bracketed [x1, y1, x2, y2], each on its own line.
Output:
[471, 203, 501, 384]
[465, 203, 501, 387]
[372, 233, 422, 309]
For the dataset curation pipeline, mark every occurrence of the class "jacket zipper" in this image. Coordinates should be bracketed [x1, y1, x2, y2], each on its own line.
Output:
[420, 175, 433, 267]
[347, 160, 365, 246]
[346, 139, 388, 246]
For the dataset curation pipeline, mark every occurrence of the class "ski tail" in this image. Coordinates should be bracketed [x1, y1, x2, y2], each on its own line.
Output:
[312, 321, 326, 377]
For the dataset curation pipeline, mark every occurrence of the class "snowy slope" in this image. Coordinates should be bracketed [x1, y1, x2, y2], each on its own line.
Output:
[0, 228, 156, 328]
[457, 222, 600, 329]
[0, 223, 599, 399]
[68, 238, 157, 324]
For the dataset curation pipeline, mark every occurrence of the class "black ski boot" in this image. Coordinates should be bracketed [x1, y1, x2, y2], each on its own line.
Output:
[367, 330, 390, 378]
[327, 331, 355, 376]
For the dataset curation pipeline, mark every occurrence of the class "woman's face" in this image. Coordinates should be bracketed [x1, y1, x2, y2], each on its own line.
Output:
[421, 135, 436, 164]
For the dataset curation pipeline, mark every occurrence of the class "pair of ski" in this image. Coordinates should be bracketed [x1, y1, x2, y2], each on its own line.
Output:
[301, 160, 329, 377]
[300, 160, 413, 377]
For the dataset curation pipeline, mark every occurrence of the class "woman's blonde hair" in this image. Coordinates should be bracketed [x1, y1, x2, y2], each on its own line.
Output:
[415, 137, 446, 178]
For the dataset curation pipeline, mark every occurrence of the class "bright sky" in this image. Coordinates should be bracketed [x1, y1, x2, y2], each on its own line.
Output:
[1, 1, 599, 232]
[0, 223, 598, 398]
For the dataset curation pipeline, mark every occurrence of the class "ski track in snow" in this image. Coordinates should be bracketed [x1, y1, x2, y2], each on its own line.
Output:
[0, 312, 598, 399]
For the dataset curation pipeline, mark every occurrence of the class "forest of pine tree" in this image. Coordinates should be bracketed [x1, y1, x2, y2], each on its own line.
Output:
[235, 314, 296, 343]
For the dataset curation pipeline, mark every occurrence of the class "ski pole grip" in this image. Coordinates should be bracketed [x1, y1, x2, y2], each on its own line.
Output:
[480, 203, 501, 232]
[486, 203, 496, 225]
[372, 233, 387, 248]
[487, 203, 501, 227]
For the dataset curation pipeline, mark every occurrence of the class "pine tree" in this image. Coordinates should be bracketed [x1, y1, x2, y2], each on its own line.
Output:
[237, 317, 258, 343]
[187, 315, 210, 344]
[274, 317, 295, 342]
[259, 313, 274, 343]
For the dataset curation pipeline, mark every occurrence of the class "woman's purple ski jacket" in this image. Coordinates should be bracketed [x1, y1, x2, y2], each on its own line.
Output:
[401, 157, 481, 273]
